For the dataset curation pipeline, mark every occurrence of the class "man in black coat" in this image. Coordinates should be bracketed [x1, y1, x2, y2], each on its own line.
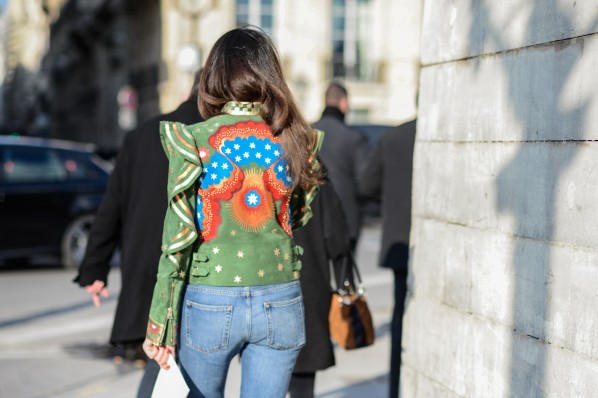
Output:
[313, 82, 369, 249]
[74, 72, 203, 397]
[359, 119, 417, 398]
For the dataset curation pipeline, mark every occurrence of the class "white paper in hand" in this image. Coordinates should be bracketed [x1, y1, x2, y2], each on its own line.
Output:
[151, 354, 190, 398]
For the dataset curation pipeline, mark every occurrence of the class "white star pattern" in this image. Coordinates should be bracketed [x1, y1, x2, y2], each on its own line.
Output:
[199, 150, 207, 158]
[200, 138, 287, 193]
[247, 193, 259, 205]
[237, 251, 244, 258]
[212, 247, 220, 254]
[215, 265, 222, 273]
[286, 176, 292, 182]
[234, 275, 242, 283]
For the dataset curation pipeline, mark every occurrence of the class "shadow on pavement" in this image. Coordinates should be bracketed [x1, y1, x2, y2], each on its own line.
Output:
[375, 321, 391, 338]
[317, 373, 388, 398]
[64, 342, 148, 369]
[0, 297, 116, 328]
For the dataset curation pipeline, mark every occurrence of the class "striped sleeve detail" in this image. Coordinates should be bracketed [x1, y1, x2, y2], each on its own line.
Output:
[291, 129, 325, 229]
[159, 121, 201, 259]
[147, 121, 202, 346]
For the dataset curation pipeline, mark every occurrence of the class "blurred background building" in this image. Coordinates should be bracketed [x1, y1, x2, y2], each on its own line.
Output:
[0, 0, 422, 155]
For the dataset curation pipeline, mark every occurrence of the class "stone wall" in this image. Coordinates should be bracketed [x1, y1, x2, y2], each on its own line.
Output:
[402, 1, 598, 396]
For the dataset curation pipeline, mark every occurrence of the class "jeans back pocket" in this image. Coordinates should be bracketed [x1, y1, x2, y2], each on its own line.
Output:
[184, 301, 233, 353]
[264, 295, 306, 350]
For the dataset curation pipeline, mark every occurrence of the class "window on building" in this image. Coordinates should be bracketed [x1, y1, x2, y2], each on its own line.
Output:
[235, 0, 274, 38]
[330, 0, 376, 82]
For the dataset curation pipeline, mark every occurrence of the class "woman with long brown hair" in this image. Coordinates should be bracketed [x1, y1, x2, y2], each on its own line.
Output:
[142, 27, 324, 397]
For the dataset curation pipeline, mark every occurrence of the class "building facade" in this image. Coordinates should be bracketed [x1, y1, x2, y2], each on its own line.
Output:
[159, 0, 421, 125]
[1, 0, 420, 152]
[1, 0, 63, 135]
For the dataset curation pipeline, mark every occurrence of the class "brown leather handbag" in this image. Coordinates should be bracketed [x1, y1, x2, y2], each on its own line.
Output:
[329, 254, 375, 350]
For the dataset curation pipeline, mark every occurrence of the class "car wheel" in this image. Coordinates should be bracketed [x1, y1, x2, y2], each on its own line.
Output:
[61, 214, 95, 269]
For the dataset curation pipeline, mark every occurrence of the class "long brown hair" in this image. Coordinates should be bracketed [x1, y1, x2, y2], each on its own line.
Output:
[198, 27, 322, 189]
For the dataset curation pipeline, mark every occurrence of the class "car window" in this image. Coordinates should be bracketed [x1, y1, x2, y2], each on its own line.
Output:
[59, 152, 100, 180]
[1, 147, 67, 183]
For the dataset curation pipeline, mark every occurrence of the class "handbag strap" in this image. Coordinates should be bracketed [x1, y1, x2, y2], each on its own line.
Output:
[336, 252, 365, 296]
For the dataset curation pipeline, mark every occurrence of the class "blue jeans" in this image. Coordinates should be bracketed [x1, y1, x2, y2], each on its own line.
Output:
[178, 280, 306, 398]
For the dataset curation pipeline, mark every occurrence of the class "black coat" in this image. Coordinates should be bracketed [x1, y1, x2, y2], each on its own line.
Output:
[313, 107, 369, 243]
[292, 181, 353, 372]
[75, 100, 203, 346]
[359, 120, 416, 273]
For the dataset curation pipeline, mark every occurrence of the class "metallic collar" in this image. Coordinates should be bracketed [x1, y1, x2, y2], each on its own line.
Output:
[222, 101, 263, 115]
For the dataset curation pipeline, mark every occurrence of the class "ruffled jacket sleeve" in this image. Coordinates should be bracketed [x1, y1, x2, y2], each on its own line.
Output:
[291, 129, 325, 229]
[146, 121, 202, 346]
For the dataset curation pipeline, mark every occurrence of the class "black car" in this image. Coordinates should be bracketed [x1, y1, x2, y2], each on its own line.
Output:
[0, 136, 111, 268]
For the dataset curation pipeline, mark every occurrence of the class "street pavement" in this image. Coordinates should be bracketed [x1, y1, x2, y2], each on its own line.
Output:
[0, 222, 393, 398]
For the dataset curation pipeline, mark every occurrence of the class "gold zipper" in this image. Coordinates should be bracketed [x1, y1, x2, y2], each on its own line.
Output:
[167, 282, 176, 344]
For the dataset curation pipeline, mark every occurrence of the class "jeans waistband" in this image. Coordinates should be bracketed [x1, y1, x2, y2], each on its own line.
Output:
[185, 280, 300, 297]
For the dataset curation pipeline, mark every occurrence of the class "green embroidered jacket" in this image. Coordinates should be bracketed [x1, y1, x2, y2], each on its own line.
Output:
[146, 103, 324, 346]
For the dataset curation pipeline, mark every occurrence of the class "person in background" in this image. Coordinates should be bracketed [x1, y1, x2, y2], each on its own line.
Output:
[359, 119, 417, 398]
[142, 27, 325, 398]
[74, 70, 204, 398]
[313, 82, 369, 250]
[290, 179, 353, 398]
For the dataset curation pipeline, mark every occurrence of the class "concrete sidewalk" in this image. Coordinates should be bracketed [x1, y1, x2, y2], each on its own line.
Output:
[0, 223, 392, 398]
[45, 312, 391, 398]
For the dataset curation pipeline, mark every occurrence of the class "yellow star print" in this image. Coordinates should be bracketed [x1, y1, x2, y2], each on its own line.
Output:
[277, 263, 284, 271]
[178, 271, 186, 279]
[230, 230, 237, 236]
[274, 248, 280, 256]
[234, 275, 242, 283]
[258, 269, 265, 278]
[284, 253, 290, 260]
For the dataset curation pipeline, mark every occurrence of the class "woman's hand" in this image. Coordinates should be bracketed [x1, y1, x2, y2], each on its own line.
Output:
[84, 280, 109, 307]
[142, 338, 175, 370]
